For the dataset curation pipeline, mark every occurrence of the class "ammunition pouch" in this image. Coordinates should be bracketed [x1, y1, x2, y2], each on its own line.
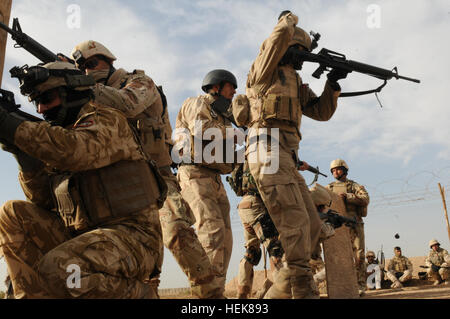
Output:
[261, 94, 300, 127]
[51, 160, 167, 232]
[241, 162, 259, 196]
[244, 246, 262, 266]
[253, 212, 279, 243]
[226, 163, 244, 196]
[135, 117, 166, 159]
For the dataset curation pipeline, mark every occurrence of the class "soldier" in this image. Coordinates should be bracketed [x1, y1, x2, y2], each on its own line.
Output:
[175, 69, 238, 296]
[241, 10, 345, 299]
[227, 161, 284, 299]
[386, 246, 413, 288]
[70, 40, 221, 298]
[425, 239, 449, 285]
[0, 61, 165, 298]
[326, 158, 370, 296]
[365, 251, 382, 290]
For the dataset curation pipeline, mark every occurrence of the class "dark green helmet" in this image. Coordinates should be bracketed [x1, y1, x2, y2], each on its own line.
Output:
[201, 69, 237, 93]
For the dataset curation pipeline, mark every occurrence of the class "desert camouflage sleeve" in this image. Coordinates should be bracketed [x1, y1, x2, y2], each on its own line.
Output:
[346, 182, 370, 207]
[300, 82, 340, 121]
[18, 169, 54, 210]
[176, 96, 229, 138]
[13, 106, 143, 172]
[247, 13, 298, 93]
[387, 259, 394, 272]
[93, 72, 160, 118]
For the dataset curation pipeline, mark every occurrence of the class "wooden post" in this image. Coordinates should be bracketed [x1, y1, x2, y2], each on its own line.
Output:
[438, 183, 450, 244]
[0, 0, 13, 87]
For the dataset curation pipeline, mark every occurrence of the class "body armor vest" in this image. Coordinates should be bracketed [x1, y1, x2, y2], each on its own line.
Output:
[50, 159, 167, 233]
[328, 180, 367, 219]
[392, 256, 409, 272]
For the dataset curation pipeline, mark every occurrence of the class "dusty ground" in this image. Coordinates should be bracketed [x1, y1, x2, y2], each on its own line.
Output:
[161, 256, 450, 299]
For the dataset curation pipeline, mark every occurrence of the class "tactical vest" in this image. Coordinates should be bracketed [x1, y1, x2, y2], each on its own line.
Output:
[113, 69, 172, 168]
[392, 256, 409, 272]
[50, 160, 167, 233]
[328, 180, 368, 219]
[428, 249, 446, 266]
[247, 65, 305, 133]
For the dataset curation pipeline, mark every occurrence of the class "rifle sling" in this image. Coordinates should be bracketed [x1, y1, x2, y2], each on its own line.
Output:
[339, 80, 387, 97]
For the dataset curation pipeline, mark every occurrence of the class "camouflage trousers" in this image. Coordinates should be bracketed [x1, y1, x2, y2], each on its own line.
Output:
[177, 165, 232, 295]
[158, 167, 221, 298]
[0, 200, 162, 299]
[349, 223, 367, 290]
[236, 194, 282, 298]
[427, 266, 449, 281]
[386, 269, 412, 284]
[247, 131, 320, 299]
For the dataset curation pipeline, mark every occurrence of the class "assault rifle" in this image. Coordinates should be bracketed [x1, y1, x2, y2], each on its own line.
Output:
[0, 88, 41, 122]
[0, 18, 72, 63]
[292, 151, 327, 185]
[318, 209, 358, 229]
[297, 31, 420, 105]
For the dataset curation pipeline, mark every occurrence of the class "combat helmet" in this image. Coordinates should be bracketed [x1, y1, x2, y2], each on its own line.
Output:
[13, 61, 95, 126]
[429, 239, 440, 248]
[201, 69, 237, 93]
[289, 27, 312, 52]
[330, 158, 349, 173]
[309, 183, 332, 208]
[71, 40, 117, 68]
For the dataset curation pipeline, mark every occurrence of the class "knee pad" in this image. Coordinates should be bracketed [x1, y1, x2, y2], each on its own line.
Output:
[266, 239, 284, 259]
[244, 246, 262, 266]
[253, 212, 279, 243]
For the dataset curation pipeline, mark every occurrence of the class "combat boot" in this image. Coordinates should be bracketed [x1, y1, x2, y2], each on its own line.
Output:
[191, 275, 224, 299]
[290, 274, 320, 299]
[391, 280, 403, 289]
[263, 274, 292, 299]
[236, 285, 251, 299]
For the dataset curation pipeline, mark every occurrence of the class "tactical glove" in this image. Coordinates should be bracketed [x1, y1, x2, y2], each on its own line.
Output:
[0, 140, 43, 172]
[0, 107, 25, 144]
[327, 68, 349, 83]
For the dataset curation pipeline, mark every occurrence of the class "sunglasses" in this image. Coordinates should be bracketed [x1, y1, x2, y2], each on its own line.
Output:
[33, 89, 59, 106]
[79, 57, 101, 72]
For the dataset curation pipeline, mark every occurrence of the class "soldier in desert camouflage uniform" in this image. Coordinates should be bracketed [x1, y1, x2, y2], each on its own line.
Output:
[425, 239, 449, 285]
[326, 159, 370, 296]
[70, 41, 221, 298]
[0, 61, 165, 298]
[243, 10, 345, 298]
[175, 69, 239, 296]
[386, 246, 413, 288]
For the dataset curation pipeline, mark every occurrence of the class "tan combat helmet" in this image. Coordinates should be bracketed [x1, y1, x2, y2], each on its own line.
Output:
[429, 239, 440, 248]
[309, 183, 332, 208]
[289, 26, 312, 52]
[330, 158, 349, 173]
[366, 251, 376, 258]
[71, 40, 117, 68]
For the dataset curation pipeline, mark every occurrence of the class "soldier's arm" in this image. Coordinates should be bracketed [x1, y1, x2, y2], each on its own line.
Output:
[425, 254, 432, 267]
[18, 169, 54, 210]
[346, 183, 370, 206]
[13, 108, 142, 172]
[387, 259, 394, 272]
[93, 73, 160, 118]
[247, 12, 298, 92]
[301, 82, 340, 121]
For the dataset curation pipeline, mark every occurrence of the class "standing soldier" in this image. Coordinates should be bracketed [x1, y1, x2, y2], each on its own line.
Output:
[386, 246, 413, 288]
[0, 61, 165, 298]
[70, 41, 222, 298]
[175, 69, 238, 296]
[243, 10, 345, 299]
[425, 239, 449, 285]
[227, 161, 284, 299]
[326, 158, 370, 296]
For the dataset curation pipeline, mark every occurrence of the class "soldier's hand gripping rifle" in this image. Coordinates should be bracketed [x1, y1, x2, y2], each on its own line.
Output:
[295, 31, 420, 106]
[0, 88, 41, 122]
[318, 209, 358, 230]
[0, 18, 73, 63]
[292, 151, 327, 185]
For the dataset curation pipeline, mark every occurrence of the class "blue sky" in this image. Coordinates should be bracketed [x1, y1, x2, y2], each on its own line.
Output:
[1, 0, 449, 290]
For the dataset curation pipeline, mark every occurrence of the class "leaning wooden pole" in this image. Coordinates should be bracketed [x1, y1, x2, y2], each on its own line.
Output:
[438, 183, 450, 244]
[0, 0, 13, 87]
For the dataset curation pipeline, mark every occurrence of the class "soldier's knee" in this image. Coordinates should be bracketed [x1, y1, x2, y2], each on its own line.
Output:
[244, 246, 262, 266]
[37, 250, 72, 297]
